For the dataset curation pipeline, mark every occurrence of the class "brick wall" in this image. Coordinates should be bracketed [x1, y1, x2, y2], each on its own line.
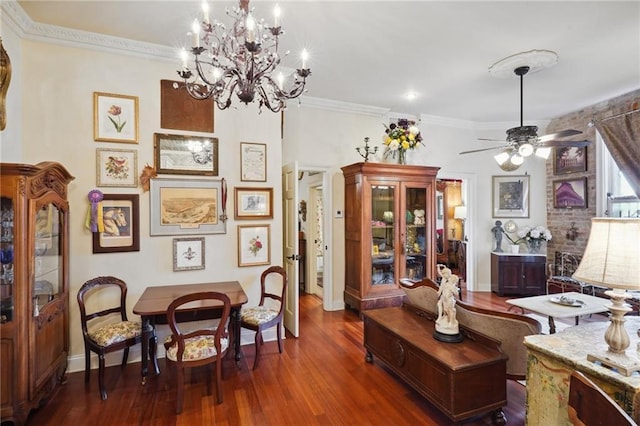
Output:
[545, 89, 640, 260]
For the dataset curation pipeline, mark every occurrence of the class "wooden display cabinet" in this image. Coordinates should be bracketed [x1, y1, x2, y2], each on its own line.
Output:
[341, 162, 439, 313]
[0, 162, 74, 425]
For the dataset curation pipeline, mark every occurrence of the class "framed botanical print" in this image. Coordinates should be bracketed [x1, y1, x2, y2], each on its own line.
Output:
[554, 146, 587, 175]
[234, 187, 273, 219]
[93, 92, 139, 143]
[240, 142, 267, 182]
[154, 133, 218, 176]
[172, 237, 205, 271]
[553, 177, 588, 208]
[96, 148, 138, 187]
[237, 224, 270, 267]
[492, 175, 530, 218]
[150, 178, 226, 236]
[92, 194, 140, 253]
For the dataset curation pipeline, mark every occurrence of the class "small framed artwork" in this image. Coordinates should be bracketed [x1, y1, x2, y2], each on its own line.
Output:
[554, 146, 587, 175]
[553, 177, 588, 209]
[436, 195, 444, 220]
[237, 224, 270, 267]
[150, 178, 226, 236]
[154, 133, 218, 176]
[93, 92, 139, 143]
[96, 148, 138, 187]
[172, 237, 205, 271]
[240, 142, 267, 182]
[492, 175, 530, 218]
[234, 187, 273, 219]
[92, 194, 140, 253]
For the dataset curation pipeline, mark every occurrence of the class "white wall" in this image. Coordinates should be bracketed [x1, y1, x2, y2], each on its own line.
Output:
[11, 34, 281, 371]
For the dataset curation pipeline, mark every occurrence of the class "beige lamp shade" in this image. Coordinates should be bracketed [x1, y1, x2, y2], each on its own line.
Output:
[454, 206, 467, 220]
[572, 218, 640, 290]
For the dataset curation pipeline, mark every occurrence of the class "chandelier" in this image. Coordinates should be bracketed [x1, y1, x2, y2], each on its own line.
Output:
[178, 0, 311, 113]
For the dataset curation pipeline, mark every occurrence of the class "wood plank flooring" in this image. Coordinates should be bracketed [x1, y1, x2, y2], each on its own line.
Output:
[20, 291, 538, 425]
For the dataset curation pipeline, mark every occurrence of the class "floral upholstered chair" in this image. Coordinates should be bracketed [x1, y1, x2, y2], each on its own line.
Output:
[163, 291, 231, 413]
[77, 276, 149, 400]
[240, 266, 287, 370]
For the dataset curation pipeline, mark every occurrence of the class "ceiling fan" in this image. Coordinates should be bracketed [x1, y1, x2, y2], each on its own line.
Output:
[460, 65, 590, 171]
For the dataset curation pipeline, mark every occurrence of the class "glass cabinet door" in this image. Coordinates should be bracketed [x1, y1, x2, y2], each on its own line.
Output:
[405, 186, 427, 281]
[371, 184, 396, 286]
[1, 196, 14, 323]
[33, 203, 62, 316]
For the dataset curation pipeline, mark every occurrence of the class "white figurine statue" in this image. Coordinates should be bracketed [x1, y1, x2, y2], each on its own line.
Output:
[435, 264, 462, 341]
[413, 209, 425, 226]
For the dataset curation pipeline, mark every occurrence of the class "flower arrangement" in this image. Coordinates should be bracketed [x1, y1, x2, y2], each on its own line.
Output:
[382, 118, 424, 163]
[249, 235, 263, 256]
[505, 225, 553, 244]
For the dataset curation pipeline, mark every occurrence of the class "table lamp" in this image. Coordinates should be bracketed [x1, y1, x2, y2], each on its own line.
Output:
[454, 205, 467, 241]
[572, 218, 640, 376]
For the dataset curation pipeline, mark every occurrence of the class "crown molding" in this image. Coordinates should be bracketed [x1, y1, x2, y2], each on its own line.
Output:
[1, 0, 176, 62]
[298, 96, 390, 117]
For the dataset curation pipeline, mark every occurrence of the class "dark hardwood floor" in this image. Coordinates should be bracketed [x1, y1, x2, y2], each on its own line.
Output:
[20, 290, 532, 426]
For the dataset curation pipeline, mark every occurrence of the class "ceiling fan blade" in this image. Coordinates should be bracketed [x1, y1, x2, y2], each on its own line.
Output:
[541, 139, 591, 148]
[459, 146, 507, 155]
[538, 129, 582, 142]
[477, 138, 506, 142]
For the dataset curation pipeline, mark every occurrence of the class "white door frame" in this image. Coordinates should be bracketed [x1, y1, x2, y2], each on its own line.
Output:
[437, 171, 477, 291]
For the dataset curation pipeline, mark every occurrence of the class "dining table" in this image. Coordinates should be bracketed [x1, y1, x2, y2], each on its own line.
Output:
[132, 280, 248, 382]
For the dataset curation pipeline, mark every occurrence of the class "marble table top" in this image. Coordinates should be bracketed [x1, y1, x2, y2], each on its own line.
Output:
[506, 292, 609, 319]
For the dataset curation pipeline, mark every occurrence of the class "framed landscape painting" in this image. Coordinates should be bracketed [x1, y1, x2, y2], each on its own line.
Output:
[150, 178, 226, 236]
[554, 146, 587, 175]
[553, 177, 588, 208]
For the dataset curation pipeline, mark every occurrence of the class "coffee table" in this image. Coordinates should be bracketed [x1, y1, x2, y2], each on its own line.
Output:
[506, 292, 609, 334]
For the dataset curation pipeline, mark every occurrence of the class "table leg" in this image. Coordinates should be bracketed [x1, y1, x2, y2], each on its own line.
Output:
[231, 306, 242, 364]
[548, 316, 556, 334]
[140, 317, 159, 383]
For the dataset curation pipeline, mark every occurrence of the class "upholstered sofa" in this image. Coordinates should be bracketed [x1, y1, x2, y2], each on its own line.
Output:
[399, 278, 542, 379]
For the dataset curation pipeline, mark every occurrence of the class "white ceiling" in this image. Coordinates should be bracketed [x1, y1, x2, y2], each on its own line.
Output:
[15, 0, 640, 125]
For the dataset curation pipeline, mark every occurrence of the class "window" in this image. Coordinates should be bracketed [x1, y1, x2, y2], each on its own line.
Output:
[597, 131, 640, 217]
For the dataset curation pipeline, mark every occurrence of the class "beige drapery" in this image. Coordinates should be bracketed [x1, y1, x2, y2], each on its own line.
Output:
[595, 110, 640, 198]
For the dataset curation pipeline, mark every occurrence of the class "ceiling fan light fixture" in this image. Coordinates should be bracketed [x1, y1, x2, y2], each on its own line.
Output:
[518, 143, 534, 157]
[511, 153, 524, 166]
[494, 151, 510, 165]
[535, 147, 552, 159]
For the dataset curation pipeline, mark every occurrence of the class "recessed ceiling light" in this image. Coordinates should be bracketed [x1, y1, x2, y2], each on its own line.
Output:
[405, 91, 418, 101]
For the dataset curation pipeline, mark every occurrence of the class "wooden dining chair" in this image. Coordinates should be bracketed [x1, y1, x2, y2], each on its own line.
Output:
[164, 291, 231, 414]
[568, 370, 635, 425]
[77, 276, 147, 400]
[240, 265, 287, 370]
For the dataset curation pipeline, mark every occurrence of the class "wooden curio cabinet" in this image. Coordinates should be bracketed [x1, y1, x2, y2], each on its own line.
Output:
[0, 162, 74, 425]
[342, 162, 439, 313]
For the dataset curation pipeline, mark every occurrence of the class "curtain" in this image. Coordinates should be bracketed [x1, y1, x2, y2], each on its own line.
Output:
[595, 111, 640, 198]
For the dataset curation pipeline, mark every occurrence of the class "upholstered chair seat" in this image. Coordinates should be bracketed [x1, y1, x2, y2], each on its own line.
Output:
[241, 306, 279, 326]
[164, 334, 229, 362]
[88, 321, 141, 347]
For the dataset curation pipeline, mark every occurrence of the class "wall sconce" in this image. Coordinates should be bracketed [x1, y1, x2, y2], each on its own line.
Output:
[566, 222, 578, 240]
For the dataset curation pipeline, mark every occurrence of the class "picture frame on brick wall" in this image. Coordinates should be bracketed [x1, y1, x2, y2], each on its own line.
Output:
[554, 146, 587, 175]
[553, 177, 588, 209]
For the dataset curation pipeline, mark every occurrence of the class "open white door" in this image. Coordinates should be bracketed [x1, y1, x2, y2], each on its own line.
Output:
[282, 162, 300, 337]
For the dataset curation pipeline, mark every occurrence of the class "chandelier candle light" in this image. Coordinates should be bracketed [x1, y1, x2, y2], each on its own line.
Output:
[178, 0, 311, 112]
[572, 218, 640, 376]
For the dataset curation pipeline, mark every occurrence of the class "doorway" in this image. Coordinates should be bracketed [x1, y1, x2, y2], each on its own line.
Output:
[296, 167, 331, 306]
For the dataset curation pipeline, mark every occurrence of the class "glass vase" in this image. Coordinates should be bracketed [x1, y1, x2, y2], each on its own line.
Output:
[398, 150, 406, 165]
[527, 239, 542, 254]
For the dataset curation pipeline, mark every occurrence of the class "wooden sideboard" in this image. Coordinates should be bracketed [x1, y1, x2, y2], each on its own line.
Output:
[491, 252, 546, 296]
[524, 318, 640, 425]
[363, 306, 508, 424]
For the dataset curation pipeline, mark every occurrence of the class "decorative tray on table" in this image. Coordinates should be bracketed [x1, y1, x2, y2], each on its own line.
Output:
[549, 295, 585, 307]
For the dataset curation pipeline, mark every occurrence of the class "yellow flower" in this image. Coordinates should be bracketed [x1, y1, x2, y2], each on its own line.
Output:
[408, 133, 415, 141]
[383, 136, 391, 145]
[401, 141, 410, 150]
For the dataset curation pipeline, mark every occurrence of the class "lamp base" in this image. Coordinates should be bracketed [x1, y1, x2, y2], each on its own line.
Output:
[587, 351, 640, 377]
